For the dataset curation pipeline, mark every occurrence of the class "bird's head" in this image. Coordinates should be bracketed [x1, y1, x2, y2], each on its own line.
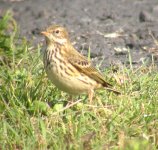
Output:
[41, 25, 70, 45]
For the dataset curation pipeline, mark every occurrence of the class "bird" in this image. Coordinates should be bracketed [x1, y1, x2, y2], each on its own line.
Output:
[41, 25, 120, 103]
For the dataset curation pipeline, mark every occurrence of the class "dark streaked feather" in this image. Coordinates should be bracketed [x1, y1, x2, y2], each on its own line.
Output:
[67, 47, 112, 87]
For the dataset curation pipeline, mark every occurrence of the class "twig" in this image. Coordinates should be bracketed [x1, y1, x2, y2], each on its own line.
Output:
[51, 99, 83, 115]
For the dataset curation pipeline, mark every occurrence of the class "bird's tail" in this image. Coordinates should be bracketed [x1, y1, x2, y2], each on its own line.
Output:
[105, 87, 121, 95]
[102, 81, 120, 95]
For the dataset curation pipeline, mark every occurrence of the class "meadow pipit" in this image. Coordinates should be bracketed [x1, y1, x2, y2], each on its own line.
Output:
[41, 25, 120, 102]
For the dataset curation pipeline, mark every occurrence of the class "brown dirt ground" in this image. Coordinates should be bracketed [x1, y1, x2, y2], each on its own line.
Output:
[1, 0, 158, 67]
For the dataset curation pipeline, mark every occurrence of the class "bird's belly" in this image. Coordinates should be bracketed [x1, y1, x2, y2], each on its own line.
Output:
[46, 66, 98, 95]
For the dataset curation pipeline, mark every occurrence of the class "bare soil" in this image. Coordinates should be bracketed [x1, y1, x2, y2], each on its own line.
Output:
[1, 0, 158, 67]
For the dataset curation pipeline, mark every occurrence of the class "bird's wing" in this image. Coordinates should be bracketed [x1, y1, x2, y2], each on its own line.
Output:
[67, 49, 112, 87]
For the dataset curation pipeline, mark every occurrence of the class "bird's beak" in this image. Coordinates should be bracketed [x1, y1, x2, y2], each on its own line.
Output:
[41, 31, 50, 37]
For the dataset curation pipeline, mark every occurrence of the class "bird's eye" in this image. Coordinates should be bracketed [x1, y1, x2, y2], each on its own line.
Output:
[55, 30, 60, 34]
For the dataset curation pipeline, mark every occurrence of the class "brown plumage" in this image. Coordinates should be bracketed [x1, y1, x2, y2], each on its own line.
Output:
[41, 25, 120, 103]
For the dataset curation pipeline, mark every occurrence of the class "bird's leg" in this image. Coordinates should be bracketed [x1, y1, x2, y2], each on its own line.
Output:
[88, 89, 94, 104]
[65, 95, 73, 106]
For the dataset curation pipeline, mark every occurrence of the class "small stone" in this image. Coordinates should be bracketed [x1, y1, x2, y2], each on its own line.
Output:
[139, 11, 155, 22]
[31, 27, 40, 35]
[114, 47, 128, 55]
[153, 5, 158, 16]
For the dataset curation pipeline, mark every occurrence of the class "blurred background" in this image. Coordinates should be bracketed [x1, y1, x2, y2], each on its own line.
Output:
[1, 0, 158, 67]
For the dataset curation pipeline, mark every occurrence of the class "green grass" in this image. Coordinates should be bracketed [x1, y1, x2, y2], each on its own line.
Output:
[0, 11, 158, 150]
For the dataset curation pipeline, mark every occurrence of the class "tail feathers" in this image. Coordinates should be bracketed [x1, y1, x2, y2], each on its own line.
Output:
[105, 87, 121, 95]
[102, 80, 120, 95]
[102, 81, 112, 87]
